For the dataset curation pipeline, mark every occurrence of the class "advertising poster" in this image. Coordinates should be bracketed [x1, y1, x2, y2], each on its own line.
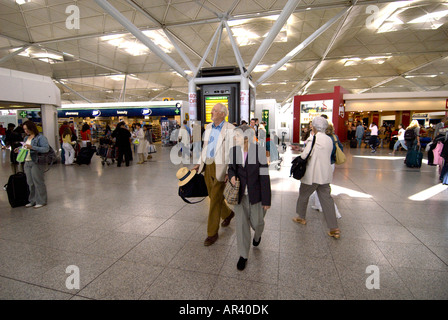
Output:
[300, 100, 333, 125]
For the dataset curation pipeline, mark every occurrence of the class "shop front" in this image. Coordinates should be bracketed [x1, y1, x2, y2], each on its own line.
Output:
[58, 105, 183, 143]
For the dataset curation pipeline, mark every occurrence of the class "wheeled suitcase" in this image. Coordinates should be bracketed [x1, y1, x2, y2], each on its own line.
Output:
[76, 147, 96, 165]
[350, 139, 357, 148]
[4, 172, 30, 208]
[405, 146, 423, 168]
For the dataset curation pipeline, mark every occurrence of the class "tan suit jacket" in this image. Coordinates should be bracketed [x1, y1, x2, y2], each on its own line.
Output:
[198, 121, 235, 182]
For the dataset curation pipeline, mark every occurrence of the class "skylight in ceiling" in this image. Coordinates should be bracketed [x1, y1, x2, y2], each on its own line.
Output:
[15, 48, 64, 64]
[372, 2, 448, 33]
[101, 30, 173, 56]
[341, 56, 391, 66]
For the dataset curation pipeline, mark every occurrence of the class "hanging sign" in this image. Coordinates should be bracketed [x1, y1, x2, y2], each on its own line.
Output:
[339, 103, 345, 118]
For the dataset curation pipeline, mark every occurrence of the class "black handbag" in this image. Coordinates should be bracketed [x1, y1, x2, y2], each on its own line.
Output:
[37, 146, 57, 166]
[178, 173, 209, 204]
[290, 135, 316, 180]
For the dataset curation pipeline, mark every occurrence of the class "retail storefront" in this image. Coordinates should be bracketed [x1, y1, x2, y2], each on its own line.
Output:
[58, 104, 184, 143]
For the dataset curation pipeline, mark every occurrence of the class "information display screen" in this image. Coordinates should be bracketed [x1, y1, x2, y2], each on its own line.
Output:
[205, 96, 229, 123]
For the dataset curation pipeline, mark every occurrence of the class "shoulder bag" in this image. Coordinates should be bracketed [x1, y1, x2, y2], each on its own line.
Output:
[333, 135, 346, 165]
[290, 135, 316, 180]
[178, 173, 209, 204]
[224, 148, 240, 205]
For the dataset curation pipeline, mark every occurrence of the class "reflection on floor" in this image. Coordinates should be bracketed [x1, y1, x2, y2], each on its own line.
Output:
[1, 143, 447, 300]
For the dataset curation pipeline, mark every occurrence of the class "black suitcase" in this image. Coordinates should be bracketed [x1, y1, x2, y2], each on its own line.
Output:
[76, 147, 96, 165]
[4, 172, 30, 208]
[405, 146, 423, 168]
[350, 139, 357, 148]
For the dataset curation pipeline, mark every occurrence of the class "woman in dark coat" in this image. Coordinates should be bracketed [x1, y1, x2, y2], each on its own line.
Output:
[228, 124, 271, 271]
[112, 122, 132, 167]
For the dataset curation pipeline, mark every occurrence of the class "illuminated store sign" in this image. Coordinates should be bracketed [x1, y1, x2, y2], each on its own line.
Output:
[58, 107, 180, 118]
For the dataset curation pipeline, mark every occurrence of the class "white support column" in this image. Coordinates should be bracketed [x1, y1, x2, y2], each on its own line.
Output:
[246, 0, 301, 75]
[40, 104, 59, 152]
[223, 20, 246, 74]
[94, 0, 190, 80]
[213, 25, 224, 67]
[255, 7, 349, 86]
[240, 76, 249, 123]
[188, 79, 197, 121]
[194, 21, 223, 78]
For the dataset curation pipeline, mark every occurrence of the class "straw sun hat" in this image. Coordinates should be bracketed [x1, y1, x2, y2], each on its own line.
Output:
[176, 167, 197, 186]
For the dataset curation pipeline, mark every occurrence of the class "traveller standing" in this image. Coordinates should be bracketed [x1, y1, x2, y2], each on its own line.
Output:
[192, 103, 235, 246]
[178, 121, 191, 162]
[434, 117, 447, 138]
[133, 123, 146, 164]
[228, 124, 271, 271]
[405, 120, 421, 150]
[16, 120, 50, 209]
[369, 122, 379, 153]
[378, 125, 386, 148]
[143, 125, 153, 160]
[112, 121, 132, 167]
[62, 127, 76, 165]
[80, 123, 91, 148]
[355, 122, 365, 148]
[292, 116, 341, 239]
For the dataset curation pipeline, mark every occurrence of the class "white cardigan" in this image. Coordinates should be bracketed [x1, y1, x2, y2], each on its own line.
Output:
[300, 132, 334, 185]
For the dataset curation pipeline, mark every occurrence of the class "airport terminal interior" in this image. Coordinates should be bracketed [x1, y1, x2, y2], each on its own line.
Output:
[1, 0, 448, 301]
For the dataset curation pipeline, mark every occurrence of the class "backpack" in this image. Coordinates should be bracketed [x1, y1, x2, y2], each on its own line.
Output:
[404, 129, 416, 141]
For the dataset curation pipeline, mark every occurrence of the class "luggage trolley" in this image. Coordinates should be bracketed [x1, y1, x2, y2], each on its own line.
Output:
[97, 138, 115, 166]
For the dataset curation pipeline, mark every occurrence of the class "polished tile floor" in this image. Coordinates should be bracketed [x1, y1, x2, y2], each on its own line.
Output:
[1, 142, 447, 300]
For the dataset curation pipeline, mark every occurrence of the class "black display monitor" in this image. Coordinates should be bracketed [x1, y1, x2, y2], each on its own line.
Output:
[198, 83, 240, 125]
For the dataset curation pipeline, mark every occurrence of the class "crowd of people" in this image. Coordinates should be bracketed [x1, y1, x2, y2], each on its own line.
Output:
[3, 111, 446, 272]
[173, 104, 343, 271]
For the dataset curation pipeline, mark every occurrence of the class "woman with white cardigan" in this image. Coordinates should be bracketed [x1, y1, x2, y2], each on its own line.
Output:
[292, 116, 341, 239]
[133, 123, 146, 164]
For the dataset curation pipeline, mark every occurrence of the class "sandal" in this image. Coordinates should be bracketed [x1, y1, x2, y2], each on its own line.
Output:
[292, 217, 307, 225]
[328, 229, 341, 239]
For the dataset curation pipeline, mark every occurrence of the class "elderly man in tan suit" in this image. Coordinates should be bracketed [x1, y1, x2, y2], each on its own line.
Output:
[193, 103, 235, 246]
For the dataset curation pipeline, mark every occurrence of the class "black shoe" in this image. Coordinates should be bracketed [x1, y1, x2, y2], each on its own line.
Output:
[253, 237, 261, 247]
[237, 257, 247, 271]
[221, 211, 235, 227]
